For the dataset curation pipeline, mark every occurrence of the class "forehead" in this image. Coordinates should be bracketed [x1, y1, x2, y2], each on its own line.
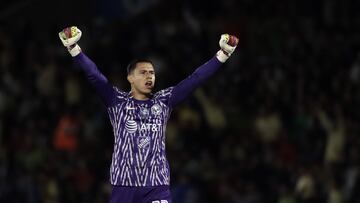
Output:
[135, 62, 154, 71]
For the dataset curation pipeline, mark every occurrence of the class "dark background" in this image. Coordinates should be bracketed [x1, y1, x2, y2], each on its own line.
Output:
[0, 0, 360, 202]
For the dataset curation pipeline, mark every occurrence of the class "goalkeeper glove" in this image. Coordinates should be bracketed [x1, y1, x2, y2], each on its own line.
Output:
[59, 26, 82, 57]
[216, 34, 238, 63]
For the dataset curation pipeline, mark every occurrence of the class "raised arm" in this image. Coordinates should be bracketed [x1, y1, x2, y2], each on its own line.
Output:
[169, 34, 238, 107]
[59, 26, 117, 107]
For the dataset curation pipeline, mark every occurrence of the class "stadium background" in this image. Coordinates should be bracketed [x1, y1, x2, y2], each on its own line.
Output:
[0, 0, 360, 202]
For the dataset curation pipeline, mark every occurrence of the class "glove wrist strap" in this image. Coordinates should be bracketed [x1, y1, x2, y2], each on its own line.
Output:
[216, 50, 230, 63]
[68, 44, 81, 57]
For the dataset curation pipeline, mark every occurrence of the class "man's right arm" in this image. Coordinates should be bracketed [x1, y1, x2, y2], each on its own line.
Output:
[59, 26, 117, 107]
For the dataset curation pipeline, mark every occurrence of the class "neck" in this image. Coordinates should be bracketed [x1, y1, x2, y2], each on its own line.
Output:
[131, 90, 150, 101]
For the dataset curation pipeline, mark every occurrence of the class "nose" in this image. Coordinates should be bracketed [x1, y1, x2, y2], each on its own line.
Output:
[145, 72, 152, 79]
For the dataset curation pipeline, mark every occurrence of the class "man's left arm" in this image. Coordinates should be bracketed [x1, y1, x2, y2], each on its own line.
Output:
[168, 34, 238, 107]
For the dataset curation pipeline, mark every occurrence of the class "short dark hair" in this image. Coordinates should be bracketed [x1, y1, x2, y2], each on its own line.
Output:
[126, 59, 154, 75]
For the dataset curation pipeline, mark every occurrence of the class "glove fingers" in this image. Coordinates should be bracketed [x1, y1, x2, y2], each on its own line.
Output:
[219, 34, 229, 47]
[221, 43, 236, 54]
[59, 26, 82, 47]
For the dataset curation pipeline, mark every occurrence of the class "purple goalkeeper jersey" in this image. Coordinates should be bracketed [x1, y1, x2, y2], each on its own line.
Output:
[74, 53, 222, 186]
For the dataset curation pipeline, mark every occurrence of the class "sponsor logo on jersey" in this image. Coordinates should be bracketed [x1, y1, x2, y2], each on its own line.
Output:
[139, 123, 162, 132]
[125, 106, 135, 110]
[125, 120, 162, 133]
[125, 120, 137, 133]
[137, 136, 150, 150]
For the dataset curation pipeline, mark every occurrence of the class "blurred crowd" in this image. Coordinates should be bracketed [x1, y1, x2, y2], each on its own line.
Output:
[1, 0, 360, 202]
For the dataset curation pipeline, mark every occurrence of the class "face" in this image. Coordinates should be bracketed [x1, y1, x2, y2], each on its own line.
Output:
[127, 62, 155, 96]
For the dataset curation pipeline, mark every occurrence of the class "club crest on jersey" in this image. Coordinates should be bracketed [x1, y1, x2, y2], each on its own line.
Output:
[151, 104, 162, 116]
[139, 107, 150, 119]
[125, 120, 137, 134]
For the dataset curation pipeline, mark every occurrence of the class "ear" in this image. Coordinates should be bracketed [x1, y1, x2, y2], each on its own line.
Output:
[127, 74, 133, 84]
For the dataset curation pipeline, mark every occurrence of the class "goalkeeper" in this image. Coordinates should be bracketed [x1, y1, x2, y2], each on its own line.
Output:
[59, 26, 238, 203]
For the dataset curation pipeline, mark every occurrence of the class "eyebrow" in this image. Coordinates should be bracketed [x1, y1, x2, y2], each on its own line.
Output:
[138, 69, 155, 73]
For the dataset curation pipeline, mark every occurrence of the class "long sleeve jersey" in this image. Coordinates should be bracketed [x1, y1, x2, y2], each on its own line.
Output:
[74, 53, 223, 186]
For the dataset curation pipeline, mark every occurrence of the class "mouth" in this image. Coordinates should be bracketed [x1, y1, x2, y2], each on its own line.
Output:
[145, 81, 153, 89]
